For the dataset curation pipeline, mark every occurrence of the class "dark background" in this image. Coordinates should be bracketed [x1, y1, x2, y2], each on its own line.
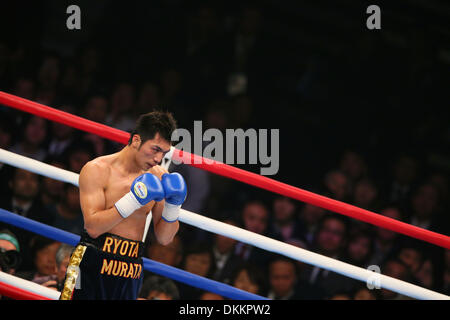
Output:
[0, 0, 449, 300]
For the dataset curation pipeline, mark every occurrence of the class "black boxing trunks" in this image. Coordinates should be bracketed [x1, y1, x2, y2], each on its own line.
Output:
[60, 230, 144, 300]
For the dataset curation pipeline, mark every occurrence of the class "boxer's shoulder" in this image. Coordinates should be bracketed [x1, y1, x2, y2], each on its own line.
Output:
[80, 155, 113, 183]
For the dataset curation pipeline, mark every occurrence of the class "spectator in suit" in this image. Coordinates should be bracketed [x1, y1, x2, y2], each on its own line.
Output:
[378, 258, 411, 300]
[145, 234, 183, 268]
[323, 170, 352, 202]
[267, 256, 323, 300]
[299, 214, 358, 298]
[47, 105, 76, 157]
[62, 140, 96, 174]
[298, 203, 326, 246]
[0, 114, 16, 196]
[234, 200, 273, 266]
[46, 183, 84, 235]
[384, 154, 419, 209]
[0, 168, 51, 271]
[343, 228, 375, 268]
[338, 150, 368, 191]
[9, 115, 49, 162]
[267, 196, 306, 245]
[368, 206, 404, 267]
[211, 218, 244, 283]
[39, 156, 66, 208]
[408, 183, 445, 233]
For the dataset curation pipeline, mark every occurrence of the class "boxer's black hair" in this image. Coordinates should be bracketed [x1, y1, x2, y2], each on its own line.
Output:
[128, 111, 177, 146]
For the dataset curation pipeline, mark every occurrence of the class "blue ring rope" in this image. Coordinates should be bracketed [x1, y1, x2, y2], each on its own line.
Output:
[0, 208, 268, 300]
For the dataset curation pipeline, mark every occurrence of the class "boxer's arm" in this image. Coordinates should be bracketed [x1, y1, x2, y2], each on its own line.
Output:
[79, 162, 124, 238]
[150, 166, 179, 245]
[152, 199, 179, 246]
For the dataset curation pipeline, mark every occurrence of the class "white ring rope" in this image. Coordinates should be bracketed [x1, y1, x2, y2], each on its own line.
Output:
[0, 271, 61, 300]
[0, 148, 448, 300]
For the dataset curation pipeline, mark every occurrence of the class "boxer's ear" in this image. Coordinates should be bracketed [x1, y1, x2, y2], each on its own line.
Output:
[132, 134, 141, 149]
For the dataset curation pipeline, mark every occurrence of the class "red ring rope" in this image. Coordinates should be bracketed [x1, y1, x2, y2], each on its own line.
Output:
[0, 91, 449, 249]
[0, 281, 52, 300]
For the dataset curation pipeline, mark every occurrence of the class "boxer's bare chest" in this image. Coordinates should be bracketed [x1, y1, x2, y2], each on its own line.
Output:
[103, 162, 158, 240]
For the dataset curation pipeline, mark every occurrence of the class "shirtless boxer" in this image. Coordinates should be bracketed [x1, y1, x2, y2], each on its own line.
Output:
[60, 111, 187, 300]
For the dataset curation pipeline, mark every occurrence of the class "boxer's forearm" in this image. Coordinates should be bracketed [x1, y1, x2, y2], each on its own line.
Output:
[83, 206, 124, 239]
[154, 219, 179, 246]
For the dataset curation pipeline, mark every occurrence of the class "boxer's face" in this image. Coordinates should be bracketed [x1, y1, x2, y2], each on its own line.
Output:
[132, 133, 171, 171]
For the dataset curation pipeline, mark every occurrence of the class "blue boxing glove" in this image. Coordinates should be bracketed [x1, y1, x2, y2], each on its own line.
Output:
[115, 173, 165, 219]
[160, 173, 187, 222]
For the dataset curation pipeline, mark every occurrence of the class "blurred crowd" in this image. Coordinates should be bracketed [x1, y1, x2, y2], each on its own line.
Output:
[0, 1, 449, 300]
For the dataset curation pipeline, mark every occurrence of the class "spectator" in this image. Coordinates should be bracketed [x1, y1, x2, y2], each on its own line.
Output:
[169, 161, 211, 242]
[234, 200, 272, 266]
[343, 229, 375, 268]
[396, 242, 424, 275]
[47, 105, 76, 157]
[266, 257, 298, 300]
[267, 256, 323, 300]
[81, 95, 117, 156]
[37, 53, 60, 92]
[230, 263, 266, 296]
[338, 150, 368, 189]
[46, 183, 84, 235]
[385, 154, 419, 208]
[12, 77, 36, 100]
[426, 172, 449, 213]
[267, 196, 306, 244]
[145, 234, 183, 267]
[414, 258, 436, 291]
[368, 206, 404, 267]
[199, 291, 225, 300]
[136, 82, 160, 115]
[443, 250, 450, 295]
[323, 170, 351, 202]
[0, 168, 50, 271]
[139, 275, 180, 300]
[378, 259, 411, 300]
[83, 94, 109, 124]
[352, 285, 379, 300]
[62, 140, 96, 173]
[408, 183, 443, 232]
[0, 114, 16, 195]
[16, 236, 61, 290]
[106, 82, 137, 132]
[177, 242, 216, 299]
[9, 115, 48, 161]
[0, 229, 22, 275]
[0, 112, 15, 150]
[40, 157, 67, 207]
[298, 203, 326, 245]
[299, 214, 358, 298]
[55, 243, 74, 291]
[211, 219, 244, 283]
[328, 293, 352, 300]
[352, 178, 380, 211]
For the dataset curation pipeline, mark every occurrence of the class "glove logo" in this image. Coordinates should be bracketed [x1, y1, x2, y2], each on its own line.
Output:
[134, 182, 148, 199]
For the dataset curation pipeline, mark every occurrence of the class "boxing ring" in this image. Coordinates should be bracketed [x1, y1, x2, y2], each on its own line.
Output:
[0, 91, 449, 300]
